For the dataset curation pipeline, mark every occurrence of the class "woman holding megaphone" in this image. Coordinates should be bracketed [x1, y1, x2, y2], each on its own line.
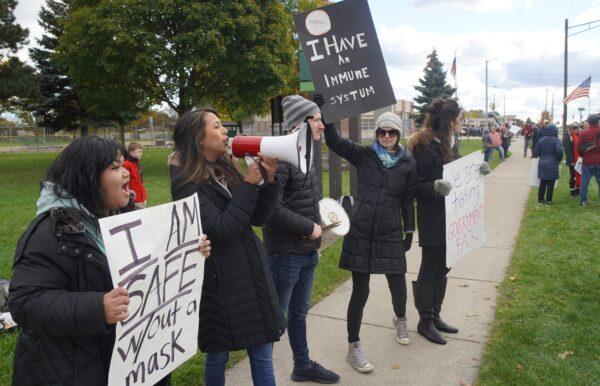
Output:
[315, 94, 417, 373]
[169, 108, 284, 386]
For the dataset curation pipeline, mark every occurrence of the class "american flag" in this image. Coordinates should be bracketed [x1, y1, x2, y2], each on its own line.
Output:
[450, 57, 456, 79]
[564, 76, 591, 104]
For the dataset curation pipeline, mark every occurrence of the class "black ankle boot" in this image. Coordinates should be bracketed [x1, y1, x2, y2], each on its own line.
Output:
[433, 278, 459, 334]
[413, 281, 446, 345]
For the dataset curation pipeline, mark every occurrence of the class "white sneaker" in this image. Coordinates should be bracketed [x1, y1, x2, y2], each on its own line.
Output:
[346, 341, 374, 373]
[393, 316, 410, 345]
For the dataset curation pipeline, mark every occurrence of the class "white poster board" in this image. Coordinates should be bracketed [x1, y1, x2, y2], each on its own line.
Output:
[509, 125, 521, 136]
[529, 158, 560, 188]
[99, 194, 205, 386]
[444, 151, 486, 268]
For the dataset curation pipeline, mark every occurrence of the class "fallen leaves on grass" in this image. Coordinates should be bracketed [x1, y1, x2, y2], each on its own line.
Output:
[557, 351, 574, 360]
[516, 364, 524, 371]
[510, 276, 517, 281]
[392, 363, 401, 370]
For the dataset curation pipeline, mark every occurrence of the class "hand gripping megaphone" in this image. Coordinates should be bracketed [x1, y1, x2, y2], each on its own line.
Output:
[228, 123, 314, 174]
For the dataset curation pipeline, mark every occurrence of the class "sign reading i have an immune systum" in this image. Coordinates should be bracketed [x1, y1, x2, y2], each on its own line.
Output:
[293, 0, 396, 123]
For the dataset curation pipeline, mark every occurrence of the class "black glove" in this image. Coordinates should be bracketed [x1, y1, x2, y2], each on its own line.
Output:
[403, 233, 413, 252]
[312, 93, 325, 108]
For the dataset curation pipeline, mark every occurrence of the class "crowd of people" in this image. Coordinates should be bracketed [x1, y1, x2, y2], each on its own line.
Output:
[521, 115, 600, 206]
[9, 97, 600, 386]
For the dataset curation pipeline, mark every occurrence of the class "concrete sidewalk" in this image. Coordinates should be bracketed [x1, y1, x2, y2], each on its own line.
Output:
[227, 139, 532, 385]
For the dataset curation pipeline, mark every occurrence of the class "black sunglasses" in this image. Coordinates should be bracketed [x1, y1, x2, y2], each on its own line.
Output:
[376, 129, 400, 137]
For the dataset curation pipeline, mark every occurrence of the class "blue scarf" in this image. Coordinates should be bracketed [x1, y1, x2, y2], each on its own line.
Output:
[372, 141, 403, 168]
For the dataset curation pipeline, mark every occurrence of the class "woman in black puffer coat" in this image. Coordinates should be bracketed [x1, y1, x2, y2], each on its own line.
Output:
[322, 106, 416, 373]
[409, 98, 489, 346]
[9, 137, 210, 386]
[169, 108, 285, 386]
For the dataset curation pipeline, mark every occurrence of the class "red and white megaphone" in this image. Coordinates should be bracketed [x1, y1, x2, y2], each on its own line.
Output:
[228, 123, 314, 174]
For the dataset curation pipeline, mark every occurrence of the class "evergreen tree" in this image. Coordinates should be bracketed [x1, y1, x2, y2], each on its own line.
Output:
[413, 49, 456, 126]
[0, 0, 39, 113]
[29, 0, 90, 134]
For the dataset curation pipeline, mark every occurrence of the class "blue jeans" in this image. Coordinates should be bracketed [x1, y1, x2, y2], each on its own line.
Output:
[580, 165, 600, 203]
[484, 147, 492, 162]
[205, 343, 275, 386]
[268, 251, 318, 367]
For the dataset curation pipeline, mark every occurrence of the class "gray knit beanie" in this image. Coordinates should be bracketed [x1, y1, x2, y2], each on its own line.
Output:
[375, 112, 403, 134]
[282, 95, 320, 131]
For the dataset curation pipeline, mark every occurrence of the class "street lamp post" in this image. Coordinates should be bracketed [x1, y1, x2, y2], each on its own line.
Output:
[578, 107, 585, 123]
[485, 60, 488, 130]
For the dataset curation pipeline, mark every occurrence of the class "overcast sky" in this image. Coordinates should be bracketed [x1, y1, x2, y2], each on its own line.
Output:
[13, 0, 600, 122]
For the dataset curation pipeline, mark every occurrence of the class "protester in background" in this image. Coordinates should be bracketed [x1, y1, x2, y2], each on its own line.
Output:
[533, 125, 563, 204]
[262, 95, 340, 384]
[523, 121, 533, 157]
[566, 123, 582, 196]
[169, 108, 284, 386]
[123, 141, 147, 208]
[9, 137, 211, 386]
[531, 124, 543, 157]
[482, 128, 494, 162]
[490, 127, 505, 160]
[577, 114, 600, 206]
[322, 103, 416, 373]
[501, 123, 511, 158]
[408, 98, 490, 345]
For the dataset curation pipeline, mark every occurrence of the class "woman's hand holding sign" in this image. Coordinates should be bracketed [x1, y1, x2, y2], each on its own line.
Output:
[103, 287, 130, 325]
[199, 234, 211, 258]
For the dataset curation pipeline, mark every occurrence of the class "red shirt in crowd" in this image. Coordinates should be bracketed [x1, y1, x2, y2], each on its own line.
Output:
[578, 124, 600, 166]
[123, 159, 147, 203]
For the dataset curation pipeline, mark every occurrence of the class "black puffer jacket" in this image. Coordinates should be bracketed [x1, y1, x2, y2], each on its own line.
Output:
[9, 208, 114, 386]
[411, 136, 459, 247]
[324, 124, 416, 274]
[170, 167, 285, 352]
[262, 162, 321, 255]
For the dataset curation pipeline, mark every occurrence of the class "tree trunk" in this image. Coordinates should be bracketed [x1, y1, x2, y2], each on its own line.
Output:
[119, 121, 126, 145]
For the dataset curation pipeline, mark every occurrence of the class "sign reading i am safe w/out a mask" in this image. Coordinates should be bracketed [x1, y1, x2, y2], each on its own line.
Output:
[99, 194, 205, 386]
[293, 0, 396, 123]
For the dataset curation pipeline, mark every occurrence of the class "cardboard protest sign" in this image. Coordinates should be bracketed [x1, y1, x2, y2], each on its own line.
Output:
[99, 194, 205, 386]
[509, 125, 521, 135]
[293, 0, 396, 122]
[444, 151, 486, 268]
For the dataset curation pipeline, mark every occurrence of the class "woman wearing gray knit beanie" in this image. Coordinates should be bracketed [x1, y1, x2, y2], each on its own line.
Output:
[318, 95, 417, 373]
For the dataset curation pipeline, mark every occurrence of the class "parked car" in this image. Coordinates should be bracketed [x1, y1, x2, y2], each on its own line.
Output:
[468, 126, 483, 136]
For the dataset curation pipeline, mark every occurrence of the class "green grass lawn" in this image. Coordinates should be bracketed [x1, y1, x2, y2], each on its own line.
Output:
[478, 169, 600, 384]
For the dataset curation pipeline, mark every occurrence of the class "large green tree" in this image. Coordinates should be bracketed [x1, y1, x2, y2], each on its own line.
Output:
[59, 0, 295, 121]
[413, 49, 456, 126]
[0, 0, 39, 114]
[30, 0, 90, 134]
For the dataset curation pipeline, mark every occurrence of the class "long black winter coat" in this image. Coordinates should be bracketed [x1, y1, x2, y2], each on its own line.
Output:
[9, 208, 114, 386]
[170, 168, 285, 352]
[262, 162, 321, 255]
[411, 138, 458, 247]
[324, 124, 416, 274]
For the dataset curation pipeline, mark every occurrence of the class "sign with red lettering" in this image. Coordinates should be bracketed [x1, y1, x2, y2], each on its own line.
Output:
[293, 0, 396, 122]
[99, 194, 204, 386]
[443, 151, 486, 268]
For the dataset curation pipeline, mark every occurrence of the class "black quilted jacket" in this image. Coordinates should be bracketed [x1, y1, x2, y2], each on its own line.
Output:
[170, 167, 286, 352]
[324, 124, 417, 274]
[9, 208, 114, 386]
[262, 162, 321, 255]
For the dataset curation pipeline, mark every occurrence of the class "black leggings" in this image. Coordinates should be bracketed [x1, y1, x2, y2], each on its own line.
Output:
[538, 180, 555, 202]
[417, 246, 450, 283]
[347, 271, 406, 343]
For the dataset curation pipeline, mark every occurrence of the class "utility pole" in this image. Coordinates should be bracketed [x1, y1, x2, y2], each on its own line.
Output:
[485, 60, 488, 130]
[563, 19, 568, 135]
[578, 107, 585, 123]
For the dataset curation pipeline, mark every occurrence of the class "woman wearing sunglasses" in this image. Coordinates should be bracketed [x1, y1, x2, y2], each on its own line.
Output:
[317, 95, 416, 373]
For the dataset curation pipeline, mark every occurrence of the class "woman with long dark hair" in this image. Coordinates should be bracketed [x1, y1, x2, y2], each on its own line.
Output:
[169, 108, 284, 386]
[408, 98, 489, 345]
[9, 137, 210, 385]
